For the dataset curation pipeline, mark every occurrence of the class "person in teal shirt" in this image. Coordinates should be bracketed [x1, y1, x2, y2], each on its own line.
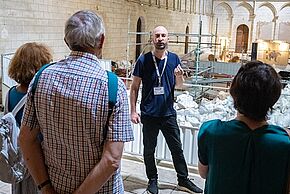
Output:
[198, 61, 290, 194]
[5, 42, 52, 194]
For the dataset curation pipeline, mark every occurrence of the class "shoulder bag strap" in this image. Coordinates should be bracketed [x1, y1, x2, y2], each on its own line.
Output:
[31, 63, 55, 96]
[4, 87, 11, 114]
[11, 94, 27, 116]
[102, 71, 118, 145]
[107, 71, 118, 107]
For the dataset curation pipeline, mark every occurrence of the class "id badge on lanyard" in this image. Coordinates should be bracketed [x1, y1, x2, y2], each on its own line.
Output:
[154, 86, 164, 95]
[152, 52, 167, 95]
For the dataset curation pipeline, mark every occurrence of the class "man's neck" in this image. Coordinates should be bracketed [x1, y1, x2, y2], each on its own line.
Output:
[75, 47, 102, 58]
[153, 49, 167, 59]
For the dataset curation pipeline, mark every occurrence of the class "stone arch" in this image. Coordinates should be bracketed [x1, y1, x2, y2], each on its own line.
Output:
[280, 2, 290, 11]
[278, 2, 290, 42]
[135, 16, 145, 60]
[238, 2, 254, 16]
[259, 2, 277, 19]
[213, 2, 233, 43]
[214, 2, 233, 17]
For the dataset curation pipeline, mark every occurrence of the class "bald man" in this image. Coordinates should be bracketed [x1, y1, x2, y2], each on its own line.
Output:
[130, 26, 203, 194]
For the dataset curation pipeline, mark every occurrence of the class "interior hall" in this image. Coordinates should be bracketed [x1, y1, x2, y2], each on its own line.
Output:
[0, 1, 290, 193]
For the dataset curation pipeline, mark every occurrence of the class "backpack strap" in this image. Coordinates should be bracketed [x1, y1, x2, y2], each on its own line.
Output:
[31, 63, 55, 96]
[103, 71, 118, 144]
[107, 71, 118, 108]
[4, 87, 11, 114]
[11, 94, 27, 117]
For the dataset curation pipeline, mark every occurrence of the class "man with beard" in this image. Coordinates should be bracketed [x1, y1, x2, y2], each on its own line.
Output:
[130, 26, 203, 194]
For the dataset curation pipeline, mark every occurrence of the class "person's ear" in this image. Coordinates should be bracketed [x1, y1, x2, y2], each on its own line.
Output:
[98, 34, 105, 49]
[64, 38, 70, 49]
[95, 34, 105, 58]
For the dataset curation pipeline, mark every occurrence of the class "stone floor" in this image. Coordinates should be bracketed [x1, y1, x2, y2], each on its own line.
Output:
[0, 155, 205, 194]
[122, 155, 205, 194]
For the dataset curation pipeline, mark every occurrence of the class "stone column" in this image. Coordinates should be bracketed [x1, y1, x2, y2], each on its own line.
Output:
[272, 16, 279, 40]
[249, 14, 256, 52]
[228, 14, 234, 49]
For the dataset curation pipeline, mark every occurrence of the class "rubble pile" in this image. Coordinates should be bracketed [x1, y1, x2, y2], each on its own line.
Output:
[175, 84, 290, 129]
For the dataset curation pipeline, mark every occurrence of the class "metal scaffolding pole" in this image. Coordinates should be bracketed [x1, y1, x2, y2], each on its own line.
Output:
[195, 19, 202, 84]
[212, 18, 218, 74]
[126, 13, 131, 88]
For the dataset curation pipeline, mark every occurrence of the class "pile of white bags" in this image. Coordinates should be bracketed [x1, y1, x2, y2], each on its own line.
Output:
[175, 84, 290, 129]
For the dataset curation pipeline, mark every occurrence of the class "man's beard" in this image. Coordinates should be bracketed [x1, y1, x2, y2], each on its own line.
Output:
[155, 42, 167, 50]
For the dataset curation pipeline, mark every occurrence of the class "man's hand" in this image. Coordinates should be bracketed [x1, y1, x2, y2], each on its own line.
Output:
[174, 64, 184, 77]
[174, 64, 184, 89]
[131, 112, 140, 124]
[72, 141, 124, 194]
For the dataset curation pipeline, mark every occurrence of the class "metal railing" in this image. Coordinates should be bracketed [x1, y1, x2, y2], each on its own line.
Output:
[124, 123, 199, 166]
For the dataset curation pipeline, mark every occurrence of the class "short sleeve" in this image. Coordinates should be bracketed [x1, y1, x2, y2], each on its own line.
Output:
[198, 122, 210, 165]
[132, 56, 144, 78]
[107, 78, 134, 142]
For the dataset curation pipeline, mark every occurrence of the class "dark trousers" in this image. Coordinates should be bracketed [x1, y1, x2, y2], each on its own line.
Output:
[141, 115, 188, 182]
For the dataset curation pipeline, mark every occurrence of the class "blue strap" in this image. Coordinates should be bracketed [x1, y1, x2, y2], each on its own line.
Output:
[31, 63, 54, 95]
[107, 71, 118, 107]
[103, 71, 118, 145]
[30, 63, 54, 143]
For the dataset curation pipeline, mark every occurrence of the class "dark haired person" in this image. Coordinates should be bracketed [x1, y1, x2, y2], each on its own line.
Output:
[198, 61, 290, 194]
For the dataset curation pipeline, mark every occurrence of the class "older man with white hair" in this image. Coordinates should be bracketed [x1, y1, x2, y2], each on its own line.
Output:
[19, 10, 133, 194]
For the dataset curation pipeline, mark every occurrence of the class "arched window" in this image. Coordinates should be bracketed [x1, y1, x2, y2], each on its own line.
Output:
[235, 24, 249, 53]
[135, 18, 142, 60]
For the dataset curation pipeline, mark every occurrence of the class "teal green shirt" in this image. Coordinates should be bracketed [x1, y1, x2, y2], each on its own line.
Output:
[7, 86, 26, 126]
[198, 119, 290, 194]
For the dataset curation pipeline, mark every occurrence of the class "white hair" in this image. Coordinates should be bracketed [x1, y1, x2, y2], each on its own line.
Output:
[64, 10, 105, 51]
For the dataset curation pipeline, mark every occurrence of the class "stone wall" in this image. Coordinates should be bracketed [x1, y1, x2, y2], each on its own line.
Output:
[1, 0, 290, 104]
[213, 1, 290, 55]
[0, 0, 213, 62]
[1, 0, 290, 64]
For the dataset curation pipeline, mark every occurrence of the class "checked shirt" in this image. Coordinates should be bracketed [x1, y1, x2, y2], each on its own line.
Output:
[22, 51, 134, 193]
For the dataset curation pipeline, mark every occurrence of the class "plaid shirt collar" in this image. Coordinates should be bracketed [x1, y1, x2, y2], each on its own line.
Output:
[69, 50, 101, 62]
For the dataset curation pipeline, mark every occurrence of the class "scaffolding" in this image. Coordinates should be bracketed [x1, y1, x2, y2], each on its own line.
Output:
[126, 31, 152, 77]
[125, 17, 230, 100]
[169, 20, 218, 80]
[164, 19, 231, 100]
